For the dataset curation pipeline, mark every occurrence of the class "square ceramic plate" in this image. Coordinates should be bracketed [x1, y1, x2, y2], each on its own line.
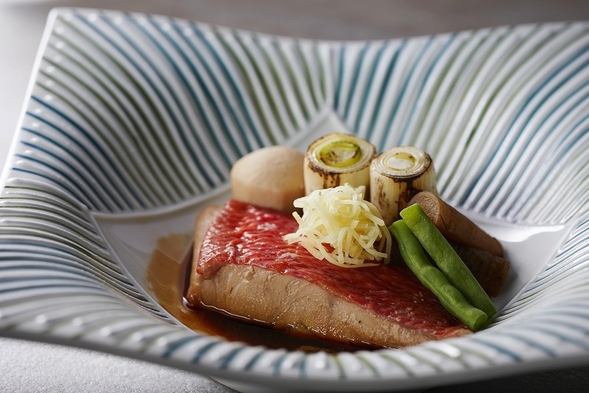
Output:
[1, 8, 589, 392]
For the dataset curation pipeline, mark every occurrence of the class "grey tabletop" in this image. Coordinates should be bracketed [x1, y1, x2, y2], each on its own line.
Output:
[1, 1, 589, 392]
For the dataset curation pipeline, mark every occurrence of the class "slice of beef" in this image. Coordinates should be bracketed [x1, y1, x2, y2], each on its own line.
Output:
[186, 200, 471, 349]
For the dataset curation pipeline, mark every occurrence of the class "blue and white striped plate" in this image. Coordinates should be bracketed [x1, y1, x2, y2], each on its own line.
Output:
[1, 8, 589, 392]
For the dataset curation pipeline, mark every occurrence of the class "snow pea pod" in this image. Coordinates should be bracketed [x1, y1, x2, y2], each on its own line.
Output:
[390, 220, 488, 331]
[399, 203, 497, 318]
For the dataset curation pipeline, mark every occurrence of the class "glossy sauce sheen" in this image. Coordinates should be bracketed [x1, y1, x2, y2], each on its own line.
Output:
[194, 199, 467, 339]
[147, 232, 362, 352]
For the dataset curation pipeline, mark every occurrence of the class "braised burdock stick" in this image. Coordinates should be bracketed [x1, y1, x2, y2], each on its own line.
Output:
[450, 241, 510, 298]
[408, 191, 504, 257]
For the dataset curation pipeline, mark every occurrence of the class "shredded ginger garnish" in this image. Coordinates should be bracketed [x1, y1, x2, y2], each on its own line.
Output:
[283, 184, 392, 268]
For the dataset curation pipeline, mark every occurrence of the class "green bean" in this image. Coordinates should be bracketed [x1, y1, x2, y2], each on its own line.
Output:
[399, 204, 497, 317]
[390, 220, 488, 331]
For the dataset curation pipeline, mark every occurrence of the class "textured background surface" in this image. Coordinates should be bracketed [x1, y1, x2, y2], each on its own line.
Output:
[2, 1, 589, 392]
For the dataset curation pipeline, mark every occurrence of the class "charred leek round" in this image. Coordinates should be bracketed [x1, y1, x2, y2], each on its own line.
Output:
[304, 133, 376, 195]
[370, 146, 438, 225]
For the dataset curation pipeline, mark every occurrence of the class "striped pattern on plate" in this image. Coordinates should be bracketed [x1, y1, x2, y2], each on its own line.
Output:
[1, 8, 589, 392]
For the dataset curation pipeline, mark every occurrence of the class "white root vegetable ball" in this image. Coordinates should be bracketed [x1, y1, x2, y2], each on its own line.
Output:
[230, 146, 305, 213]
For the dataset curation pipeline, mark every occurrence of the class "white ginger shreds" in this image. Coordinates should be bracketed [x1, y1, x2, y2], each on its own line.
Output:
[283, 184, 392, 268]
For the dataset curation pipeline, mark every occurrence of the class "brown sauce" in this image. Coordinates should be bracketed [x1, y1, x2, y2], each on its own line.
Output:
[146, 232, 366, 353]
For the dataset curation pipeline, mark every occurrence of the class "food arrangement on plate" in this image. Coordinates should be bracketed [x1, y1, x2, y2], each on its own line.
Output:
[182, 133, 510, 350]
[2, 8, 589, 392]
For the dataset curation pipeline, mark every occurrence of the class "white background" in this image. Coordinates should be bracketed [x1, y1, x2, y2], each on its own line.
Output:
[2, 1, 589, 392]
